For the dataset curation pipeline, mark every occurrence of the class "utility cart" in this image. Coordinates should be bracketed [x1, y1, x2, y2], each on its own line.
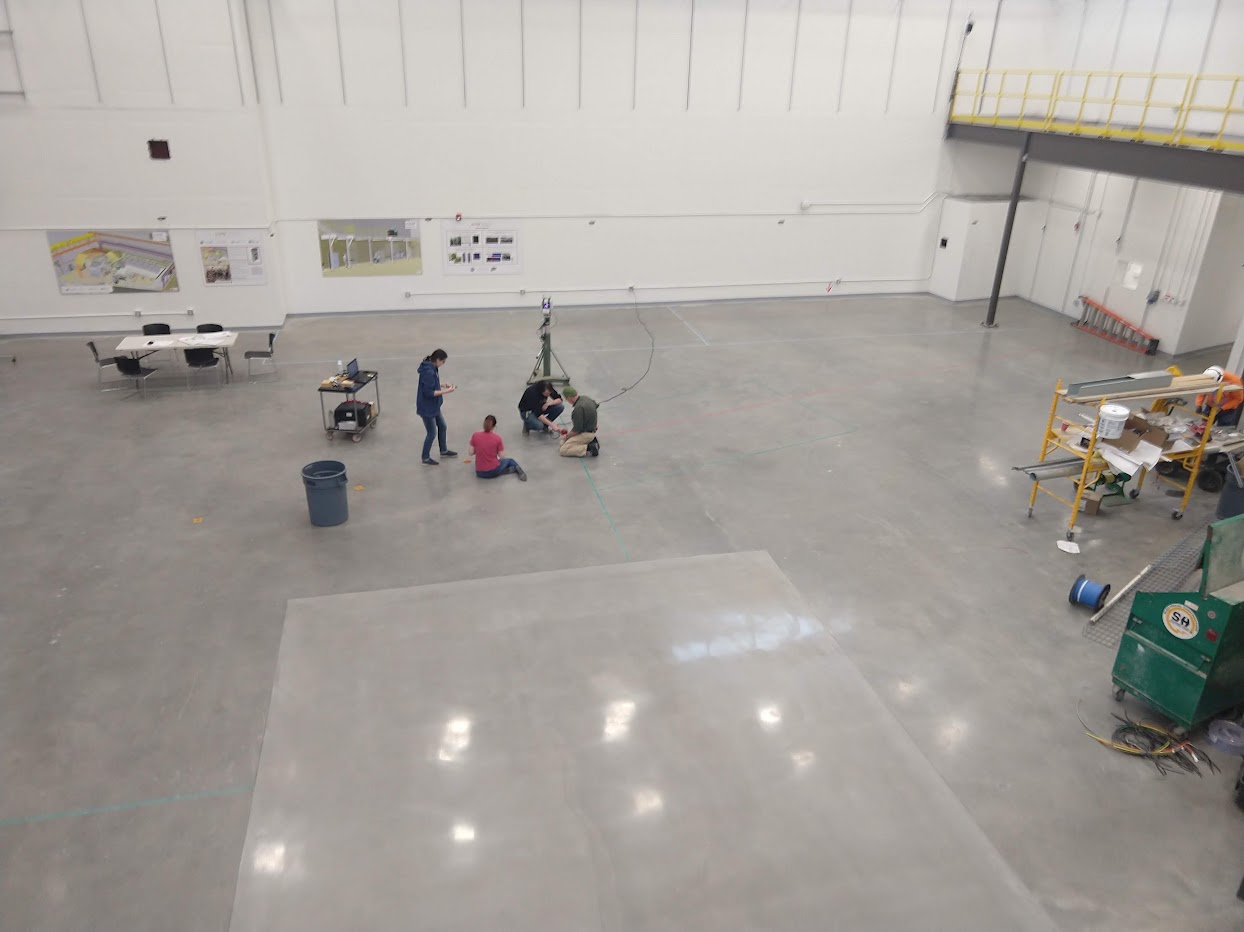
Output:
[1021, 372, 1227, 538]
[319, 366, 381, 443]
[1112, 513, 1244, 733]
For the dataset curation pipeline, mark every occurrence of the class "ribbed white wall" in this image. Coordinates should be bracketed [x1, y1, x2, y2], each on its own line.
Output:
[0, 0, 1240, 333]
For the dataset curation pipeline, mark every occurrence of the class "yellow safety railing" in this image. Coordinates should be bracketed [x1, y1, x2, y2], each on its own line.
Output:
[950, 69, 1244, 153]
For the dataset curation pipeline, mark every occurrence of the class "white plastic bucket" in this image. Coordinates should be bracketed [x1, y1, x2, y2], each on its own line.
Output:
[1097, 404, 1130, 439]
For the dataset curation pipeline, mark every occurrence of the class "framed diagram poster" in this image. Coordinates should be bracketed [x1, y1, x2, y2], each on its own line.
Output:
[47, 229, 178, 294]
[318, 219, 422, 277]
[443, 220, 521, 275]
[198, 230, 267, 286]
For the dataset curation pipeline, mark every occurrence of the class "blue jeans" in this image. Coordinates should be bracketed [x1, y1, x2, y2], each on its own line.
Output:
[476, 458, 520, 478]
[522, 402, 564, 431]
[421, 414, 447, 459]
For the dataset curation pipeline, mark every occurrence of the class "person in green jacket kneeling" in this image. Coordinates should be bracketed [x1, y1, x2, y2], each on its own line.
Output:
[558, 387, 599, 458]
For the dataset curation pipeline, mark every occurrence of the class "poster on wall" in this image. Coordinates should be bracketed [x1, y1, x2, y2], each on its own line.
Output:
[443, 220, 521, 275]
[198, 230, 267, 286]
[47, 229, 178, 294]
[318, 219, 422, 277]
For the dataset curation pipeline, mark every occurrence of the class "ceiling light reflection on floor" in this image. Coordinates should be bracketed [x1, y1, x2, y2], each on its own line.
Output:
[790, 749, 816, 771]
[632, 788, 664, 817]
[252, 841, 287, 875]
[757, 704, 782, 728]
[437, 716, 472, 762]
[603, 699, 636, 742]
[452, 822, 476, 843]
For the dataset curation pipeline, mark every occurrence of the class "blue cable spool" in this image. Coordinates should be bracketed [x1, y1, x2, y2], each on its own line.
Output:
[1069, 574, 1111, 611]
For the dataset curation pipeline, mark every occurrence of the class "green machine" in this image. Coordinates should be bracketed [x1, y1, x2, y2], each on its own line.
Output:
[1113, 514, 1244, 730]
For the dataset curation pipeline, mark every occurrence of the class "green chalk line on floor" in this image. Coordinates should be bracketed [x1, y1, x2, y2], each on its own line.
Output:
[0, 783, 254, 828]
[580, 458, 630, 562]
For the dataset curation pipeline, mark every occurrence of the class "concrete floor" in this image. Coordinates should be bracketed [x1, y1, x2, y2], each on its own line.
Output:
[232, 553, 1053, 931]
[1, 294, 1241, 930]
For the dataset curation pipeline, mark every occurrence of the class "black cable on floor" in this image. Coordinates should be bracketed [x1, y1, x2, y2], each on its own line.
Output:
[599, 294, 656, 405]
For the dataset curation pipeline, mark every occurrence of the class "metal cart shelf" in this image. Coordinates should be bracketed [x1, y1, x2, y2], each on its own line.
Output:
[318, 370, 381, 443]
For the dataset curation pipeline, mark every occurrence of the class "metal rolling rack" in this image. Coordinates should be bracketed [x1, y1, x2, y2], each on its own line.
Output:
[319, 369, 381, 443]
[1025, 374, 1225, 538]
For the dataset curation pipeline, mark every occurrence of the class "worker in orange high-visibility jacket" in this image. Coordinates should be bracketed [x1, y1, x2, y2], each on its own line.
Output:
[1197, 366, 1244, 427]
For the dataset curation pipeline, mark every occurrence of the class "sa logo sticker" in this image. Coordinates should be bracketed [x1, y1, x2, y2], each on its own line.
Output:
[1162, 604, 1198, 640]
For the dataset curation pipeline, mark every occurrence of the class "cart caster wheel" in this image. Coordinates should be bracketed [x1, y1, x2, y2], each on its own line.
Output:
[1027, 508, 1034, 518]
[1172, 510, 1183, 520]
[351, 433, 363, 443]
[1113, 687, 1125, 702]
[326, 431, 335, 441]
[1171, 725, 1188, 739]
[1129, 489, 1140, 499]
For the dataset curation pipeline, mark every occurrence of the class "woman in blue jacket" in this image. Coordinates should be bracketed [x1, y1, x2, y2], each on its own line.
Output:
[417, 349, 457, 465]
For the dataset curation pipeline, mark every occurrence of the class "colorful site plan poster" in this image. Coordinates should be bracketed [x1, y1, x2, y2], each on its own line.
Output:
[318, 219, 422, 277]
[443, 220, 521, 275]
[47, 230, 178, 294]
[198, 230, 267, 286]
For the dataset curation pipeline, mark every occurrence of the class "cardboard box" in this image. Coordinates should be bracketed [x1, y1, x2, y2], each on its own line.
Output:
[1072, 482, 1106, 515]
[1103, 414, 1170, 454]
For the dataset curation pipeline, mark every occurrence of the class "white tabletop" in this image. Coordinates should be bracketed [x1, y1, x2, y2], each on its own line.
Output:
[117, 331, 238, 352]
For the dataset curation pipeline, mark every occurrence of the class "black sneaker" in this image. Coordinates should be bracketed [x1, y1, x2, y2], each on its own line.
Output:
[522, 424, 530, 435]
[587, 439, 600, 457]
[516, 467, 528, 482]
[422, 457, 439, 466]
[441, 449, 458, 458]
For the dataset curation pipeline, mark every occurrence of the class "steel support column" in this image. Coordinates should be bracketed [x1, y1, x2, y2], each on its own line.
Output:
[983, 133, 1030, 328]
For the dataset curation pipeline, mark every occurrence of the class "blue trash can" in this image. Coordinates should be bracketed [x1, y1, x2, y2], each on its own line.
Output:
[302, 460, 348, 526]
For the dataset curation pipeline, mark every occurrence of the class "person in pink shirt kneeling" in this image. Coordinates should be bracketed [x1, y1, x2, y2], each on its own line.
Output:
[470, 416, 527, 481]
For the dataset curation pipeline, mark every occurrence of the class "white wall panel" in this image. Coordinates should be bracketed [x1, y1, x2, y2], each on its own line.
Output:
[80, 0, 171, 107]
[790, 0, 849, 111]
[888, 0, 950, 116]
[338, 0, 405, 107]
[461, 0, 522, 109]
[688, 0, 747, 112]
[1152, 0, 1213, 73]
[1111, 0, 1165, 71]
[739, 0, 799, 111]
[634, 0, 693, 111]
[0, 110, 267, 227]
[990, 0, 1065, 71]
[523, 0, 580, 110]
[581, 0, 637, 109]
[1189, 194, 1244, 356]
[156, 0, 242, 107]
[839, 0, 899, 114]
[404, 0, 465, 110]
[1072, 0, 1121, 69]
[270, 0, 345, 105]
[1202, 0, 1244, 74]
[955, 0, 996, 70]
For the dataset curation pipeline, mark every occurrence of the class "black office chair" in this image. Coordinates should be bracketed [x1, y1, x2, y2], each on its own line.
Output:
[139, 322, 176, 363]
[87, 341, 119, 388]
[245, 332, 279, 378]
[114, 355, 157, 395]
[184, 347, 223, 387]
[194, 323, 231, 375]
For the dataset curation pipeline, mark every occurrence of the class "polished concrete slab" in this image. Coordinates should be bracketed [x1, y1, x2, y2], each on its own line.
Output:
[231, 552, 1054, 931]
[2, 294, 1243, 930]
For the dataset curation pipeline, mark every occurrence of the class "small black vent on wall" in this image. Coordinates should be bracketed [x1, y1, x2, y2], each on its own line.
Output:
[148, 139, 170, 160]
